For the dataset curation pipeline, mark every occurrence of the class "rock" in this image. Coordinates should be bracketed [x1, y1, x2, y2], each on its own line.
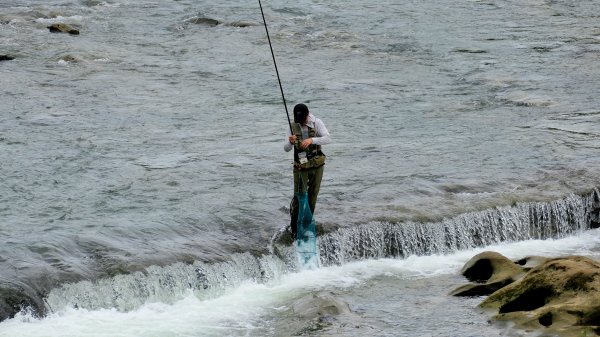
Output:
[283, 291, 364, 335]
[451, 251, 526, 296]
[292, 291, 351, 319]
[453, 48, 487, 54]
[58, 54, 81, 63]
[0, 285, 46, 321]
[186, 17, 220, 26]
[229, 20, 261, 28]
[81, 0, 109, 6]
[450, 281, 512, 297]
[0, 55, 14, 61]
[591, 190, 600, 229]
[580, 305, 600, 326]
[463, 251, 526, 282]
[479, 255, 600, 337]
[47, 23, 80, 35]
[515, 255, 551, 270]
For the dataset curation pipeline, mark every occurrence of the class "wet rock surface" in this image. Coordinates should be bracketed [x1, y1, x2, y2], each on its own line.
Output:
[451, 251, 528, 297]
[454, 252, 600, 337]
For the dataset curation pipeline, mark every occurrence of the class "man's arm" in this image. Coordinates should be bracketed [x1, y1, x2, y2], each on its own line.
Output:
[312, 119, 331, 146]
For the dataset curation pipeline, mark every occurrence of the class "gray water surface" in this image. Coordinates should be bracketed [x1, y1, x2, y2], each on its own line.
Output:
[1, 0, 600, 324]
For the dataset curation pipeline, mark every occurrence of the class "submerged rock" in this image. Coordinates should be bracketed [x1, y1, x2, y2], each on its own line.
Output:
[47, 23, 80, 35]
[292, 291, 352, 319]
[81, 0, 113, 6]
[229, 20, 261, 28]
[455, 252, 600, 337]
[0, 285, 46, 321]
[186, 17, 220, 26]
[453, 48, 487, 54]
[57, 54, 83, 63]
[290, 291, 363, 335]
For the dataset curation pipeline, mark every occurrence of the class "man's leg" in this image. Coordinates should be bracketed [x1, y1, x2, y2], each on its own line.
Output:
[293, 170, 309, 194]
[307, 165, 324, 214]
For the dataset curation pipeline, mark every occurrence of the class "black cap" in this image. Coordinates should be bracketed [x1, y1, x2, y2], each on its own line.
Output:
[293, 103, 309, 123]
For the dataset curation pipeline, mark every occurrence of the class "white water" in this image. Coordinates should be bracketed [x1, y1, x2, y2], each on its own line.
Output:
[2, 229, 599, 337]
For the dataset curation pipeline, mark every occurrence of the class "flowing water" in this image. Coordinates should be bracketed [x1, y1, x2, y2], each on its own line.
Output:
[1, 0, 600, 336]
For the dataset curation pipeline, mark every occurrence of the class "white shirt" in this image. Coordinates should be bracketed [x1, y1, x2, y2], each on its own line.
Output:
[284, 113, 331, 152]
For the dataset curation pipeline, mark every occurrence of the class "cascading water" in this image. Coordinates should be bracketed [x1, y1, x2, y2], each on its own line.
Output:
[43, 189, 599, 315]
[319, 189, 599, 265]
[45, 254, 288, 313]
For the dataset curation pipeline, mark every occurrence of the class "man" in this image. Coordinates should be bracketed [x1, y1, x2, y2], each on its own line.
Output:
[284, 103, 331, 237]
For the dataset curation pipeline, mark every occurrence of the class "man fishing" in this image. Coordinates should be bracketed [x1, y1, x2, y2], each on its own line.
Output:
[284, 103, 331, 237]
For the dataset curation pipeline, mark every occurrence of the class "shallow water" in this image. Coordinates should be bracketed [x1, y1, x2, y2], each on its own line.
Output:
[1, 0, 600, 335]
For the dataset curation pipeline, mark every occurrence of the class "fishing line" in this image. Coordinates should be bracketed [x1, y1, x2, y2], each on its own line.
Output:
[258, 0, 293, 133]
[258, 1, 318, 268]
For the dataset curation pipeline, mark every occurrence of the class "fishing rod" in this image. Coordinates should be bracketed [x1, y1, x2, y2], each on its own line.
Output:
[258, 0, 293, 134]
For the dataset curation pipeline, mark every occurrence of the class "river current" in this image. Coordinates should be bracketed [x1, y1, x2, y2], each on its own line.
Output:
[1, 0, 600, 336]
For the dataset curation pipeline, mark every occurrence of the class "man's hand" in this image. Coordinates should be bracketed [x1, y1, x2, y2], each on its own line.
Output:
[300, 138, 313, 149]
[289, 136, 313, 149]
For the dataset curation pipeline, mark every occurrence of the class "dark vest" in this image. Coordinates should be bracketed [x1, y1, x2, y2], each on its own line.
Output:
[292, 122, 326, 170]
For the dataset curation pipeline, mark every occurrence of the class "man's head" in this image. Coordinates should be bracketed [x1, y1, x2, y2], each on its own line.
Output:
[293, 103, 309, 124]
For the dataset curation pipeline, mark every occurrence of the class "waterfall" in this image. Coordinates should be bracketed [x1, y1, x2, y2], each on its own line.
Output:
[318, 189, 599, 265]
[45, 254, 288, 313]
[44, 189, 599, 313]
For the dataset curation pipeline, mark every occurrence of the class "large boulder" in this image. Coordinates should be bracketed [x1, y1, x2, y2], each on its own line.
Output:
[451, 251, 527, 296]
[479, 255, 600, 337]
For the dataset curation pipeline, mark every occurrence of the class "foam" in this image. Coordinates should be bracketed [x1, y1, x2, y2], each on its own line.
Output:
[34, 16, 84, 24]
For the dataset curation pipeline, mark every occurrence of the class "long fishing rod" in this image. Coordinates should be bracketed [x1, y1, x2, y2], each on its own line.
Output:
[258, 0, 293, 134]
